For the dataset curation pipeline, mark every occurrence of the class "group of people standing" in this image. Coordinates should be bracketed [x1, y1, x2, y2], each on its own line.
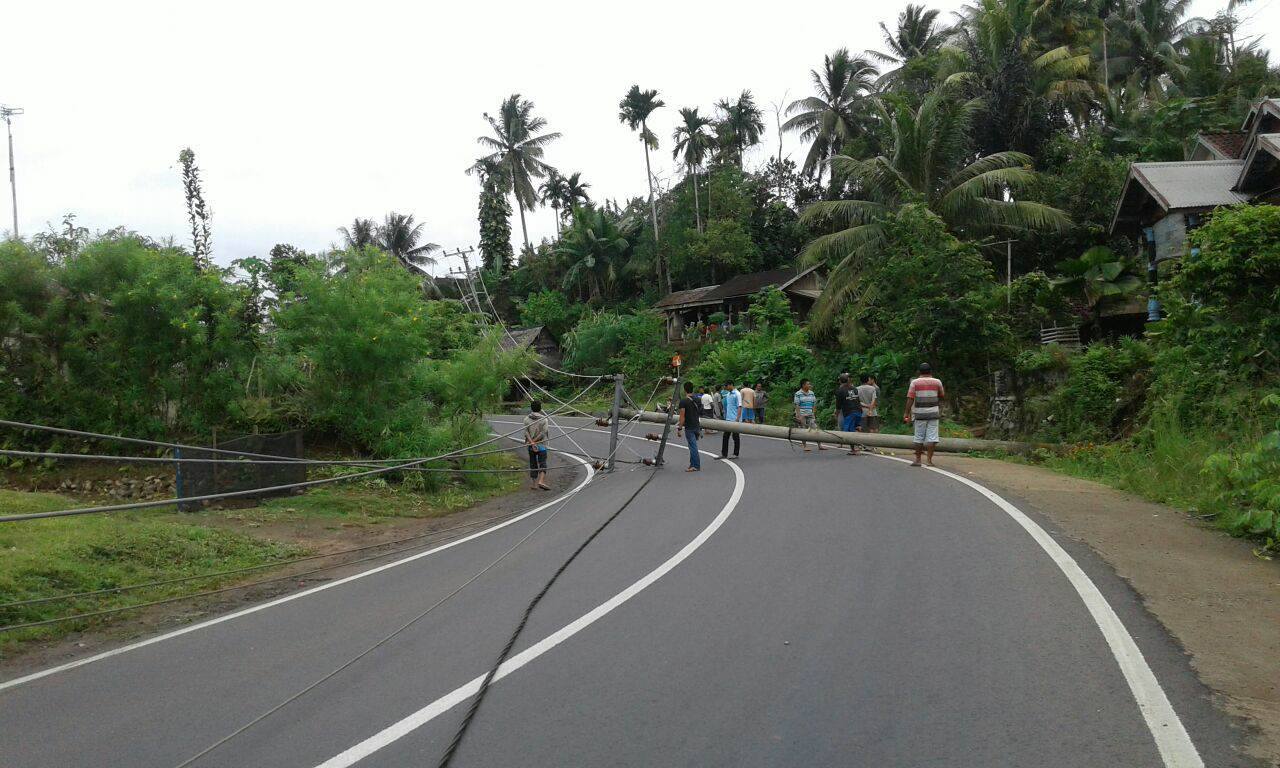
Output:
[524, 364, 944, 481]
[528, 364, 945, 479]
[675, 373, 888, 471]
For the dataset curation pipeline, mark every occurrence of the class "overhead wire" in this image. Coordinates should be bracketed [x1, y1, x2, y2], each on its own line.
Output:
[0, 424, 647, 629]
[0, 384, 606, 523]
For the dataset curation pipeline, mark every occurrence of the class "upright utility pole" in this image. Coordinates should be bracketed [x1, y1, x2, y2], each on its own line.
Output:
[1, 105, 23, 238]
[606, 374, 624, 472]
[443, 246, 479, 313]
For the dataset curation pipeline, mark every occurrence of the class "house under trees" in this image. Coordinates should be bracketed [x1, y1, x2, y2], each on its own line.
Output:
[654, 265, 824, 342]
[1112, 97, 1280, 320]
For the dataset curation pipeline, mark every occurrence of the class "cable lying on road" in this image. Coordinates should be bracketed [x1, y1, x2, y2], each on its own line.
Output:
[436, 465, 658, 768]
[168, 417, 642, 768]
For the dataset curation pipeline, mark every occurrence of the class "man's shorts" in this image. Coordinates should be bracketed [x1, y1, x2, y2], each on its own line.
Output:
[528, 446, 548, 477]
[912, 418, 940, 445]
[840, 411, 862, 432]
[797, 413, 817, 430]
[741, 407, 755, 421]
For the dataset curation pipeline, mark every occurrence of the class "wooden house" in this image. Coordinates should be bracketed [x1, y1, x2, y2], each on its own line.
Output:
[1111, 97, 1280, 320]
[654, 265, 824, 342]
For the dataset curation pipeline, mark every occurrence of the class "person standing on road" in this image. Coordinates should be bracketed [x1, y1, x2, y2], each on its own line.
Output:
[794, 379, 824, 452]
[523, 400, 551, 490]
[834, 373, 862, 455]
[904, 363, 945, 467]
[718, 381, 741, 460]
[698, 386, 714, 433]
[711, 385, 723, 422]
[754, 382, 767, 424]
[857, 374, 879, 433]
[739, 381, 756, 424]
[678, 382, 703, 472]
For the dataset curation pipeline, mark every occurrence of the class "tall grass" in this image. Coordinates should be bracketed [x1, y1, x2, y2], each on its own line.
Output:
[1043, 409, 1278, 545]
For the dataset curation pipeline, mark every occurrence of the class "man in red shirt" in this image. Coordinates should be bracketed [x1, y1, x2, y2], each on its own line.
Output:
[903, 363, 945, 467]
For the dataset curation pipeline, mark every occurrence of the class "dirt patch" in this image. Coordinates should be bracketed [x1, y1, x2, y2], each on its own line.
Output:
[0, 453, 582, 680]
[933, 453, 1280, 765]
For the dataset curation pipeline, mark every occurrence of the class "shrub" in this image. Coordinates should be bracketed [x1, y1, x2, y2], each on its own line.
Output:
[563, 311, 668, 383]
[517, 289, 581, 338]
[1039, 340, 1154, 442]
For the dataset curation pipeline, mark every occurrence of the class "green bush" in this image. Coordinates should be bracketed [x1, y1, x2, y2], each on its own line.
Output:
[0, 235, 256, 438]
[268, 249, 524, 462]
[1038, 340, 1154, 442]
[516, 289, 581, 338]
[563, 311, 668, 384]
[0, 238, 526, 475]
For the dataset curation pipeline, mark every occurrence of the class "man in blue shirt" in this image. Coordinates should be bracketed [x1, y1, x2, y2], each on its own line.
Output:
[793, 379, 825, 453]
[718, 381, 741, 460]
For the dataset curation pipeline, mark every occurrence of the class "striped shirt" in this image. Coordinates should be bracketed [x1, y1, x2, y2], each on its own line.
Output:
[793, 389, 816, 417]
[907, 376, 944, 420]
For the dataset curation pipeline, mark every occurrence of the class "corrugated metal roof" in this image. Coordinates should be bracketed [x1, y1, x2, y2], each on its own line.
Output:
[653, 285, 720, 309]
[499, 326, 546, 352]
[1258, 133, 1280, 160]
[1130, 161, 1251, 211]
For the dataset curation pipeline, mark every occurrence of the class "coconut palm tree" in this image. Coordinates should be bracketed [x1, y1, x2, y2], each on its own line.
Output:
[618, 84, 667, 292]
[473, 94, 561, 263]
[1104, 0, 1201, 95]
[564, 172, 592, 214]
[338, 217, 378, 250]
[672, 107, 715, 233]
[783, 49, 880, 190]
[800, 86, 1070, 327]
[714, 90, 766, 168]
[538, 169, 571, 236]
[377, 212, 439, 273]
[870, 4, 951, 83]
[557, 206, 630, 302]
[953, 0, 1096, 154]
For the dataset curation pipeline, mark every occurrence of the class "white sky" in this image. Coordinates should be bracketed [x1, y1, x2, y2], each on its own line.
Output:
[4, 0, 1276, 277]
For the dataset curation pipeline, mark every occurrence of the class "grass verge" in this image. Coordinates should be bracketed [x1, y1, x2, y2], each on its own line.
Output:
[1013, 415, 1278, 553]
[0, 456, 522, 657]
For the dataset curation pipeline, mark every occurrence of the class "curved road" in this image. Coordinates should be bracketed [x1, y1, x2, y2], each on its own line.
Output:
[0, 417, 1253, 767]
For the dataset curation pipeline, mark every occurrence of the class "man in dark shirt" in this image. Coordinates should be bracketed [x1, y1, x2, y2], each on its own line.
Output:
[833, 372, 862, 455]
[677, 381, 703, 472]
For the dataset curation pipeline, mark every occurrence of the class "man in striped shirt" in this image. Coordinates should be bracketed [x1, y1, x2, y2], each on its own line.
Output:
[904, 363, 945, 467]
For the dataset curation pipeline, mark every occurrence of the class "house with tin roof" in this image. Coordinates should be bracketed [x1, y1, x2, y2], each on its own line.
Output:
[653, 265, 823, 342]
[1111, 97, 1280, 320]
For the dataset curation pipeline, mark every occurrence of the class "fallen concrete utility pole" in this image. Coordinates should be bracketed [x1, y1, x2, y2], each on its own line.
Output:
[620, 409, 1041, 455]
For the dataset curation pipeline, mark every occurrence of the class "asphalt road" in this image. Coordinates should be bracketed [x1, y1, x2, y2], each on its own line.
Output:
[0, 416, 1256, 767]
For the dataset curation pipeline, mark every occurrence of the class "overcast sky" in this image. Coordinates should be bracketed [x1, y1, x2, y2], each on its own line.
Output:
[4, 0, 1276, 277]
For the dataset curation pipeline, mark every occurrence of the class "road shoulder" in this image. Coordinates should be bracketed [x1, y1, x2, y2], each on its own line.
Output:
[936, 454, 1280, 765]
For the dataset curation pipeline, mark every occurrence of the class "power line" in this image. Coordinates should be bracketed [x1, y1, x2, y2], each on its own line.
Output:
[0, 384, 605, 523]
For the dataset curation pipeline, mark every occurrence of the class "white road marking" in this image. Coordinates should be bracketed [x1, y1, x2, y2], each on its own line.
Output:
[545, 420, 1202, 767]
[0, 451, 595, 693]
[312, 436, 744, 768]
[892, 455, 1204, 768]
[729, 424, 1202, 768]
